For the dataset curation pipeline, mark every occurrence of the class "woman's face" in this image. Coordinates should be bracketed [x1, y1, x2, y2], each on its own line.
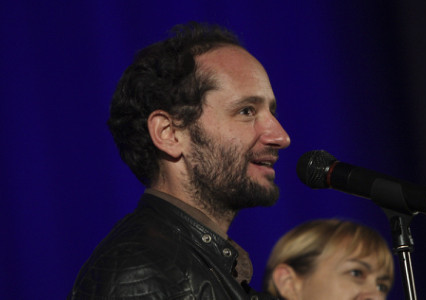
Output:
[273, 245, 393, 300]
[296, 247, 392, 300]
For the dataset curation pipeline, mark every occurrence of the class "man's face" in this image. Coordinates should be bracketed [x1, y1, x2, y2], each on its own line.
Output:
[183, 46, 290, 214]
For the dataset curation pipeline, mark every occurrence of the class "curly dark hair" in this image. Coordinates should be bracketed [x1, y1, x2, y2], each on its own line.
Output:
[107, 22, 242, 186]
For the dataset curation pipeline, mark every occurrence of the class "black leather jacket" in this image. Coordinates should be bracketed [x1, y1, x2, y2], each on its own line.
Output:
[68, 193, 276, 299]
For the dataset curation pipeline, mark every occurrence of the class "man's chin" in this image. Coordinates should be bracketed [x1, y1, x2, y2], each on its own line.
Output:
[245, 180, 280, 207]
[251, 175, 277, 191]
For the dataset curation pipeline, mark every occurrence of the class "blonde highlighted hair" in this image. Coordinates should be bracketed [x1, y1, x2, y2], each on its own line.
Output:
[263, 219, 394, 297]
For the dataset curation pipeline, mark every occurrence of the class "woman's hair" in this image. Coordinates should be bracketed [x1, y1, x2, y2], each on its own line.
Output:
[263, 219, 394, 297]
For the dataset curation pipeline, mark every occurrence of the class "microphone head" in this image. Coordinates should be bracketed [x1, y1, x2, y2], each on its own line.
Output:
[297, 150, 337, 188]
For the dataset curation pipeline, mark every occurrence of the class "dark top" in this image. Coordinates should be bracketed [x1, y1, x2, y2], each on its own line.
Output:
[68, 192, 276, 299]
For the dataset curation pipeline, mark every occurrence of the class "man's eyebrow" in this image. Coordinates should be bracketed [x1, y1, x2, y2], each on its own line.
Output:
[229, 96, 277, 112]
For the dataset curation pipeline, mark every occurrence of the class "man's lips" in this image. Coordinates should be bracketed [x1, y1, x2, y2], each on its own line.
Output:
[250, 156, 278, 168]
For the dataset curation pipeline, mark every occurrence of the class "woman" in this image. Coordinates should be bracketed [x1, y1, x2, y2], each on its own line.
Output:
[263, 219, 394, 299]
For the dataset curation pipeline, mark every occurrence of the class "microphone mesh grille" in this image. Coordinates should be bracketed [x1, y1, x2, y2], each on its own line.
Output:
[296, 150, 337, 188]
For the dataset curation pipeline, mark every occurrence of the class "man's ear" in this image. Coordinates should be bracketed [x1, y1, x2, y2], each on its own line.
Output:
[147, 110, 183, 159]
[272, 264, 302, 300]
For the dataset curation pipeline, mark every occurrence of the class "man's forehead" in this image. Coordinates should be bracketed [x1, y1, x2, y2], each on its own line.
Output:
[196, 45, 276, 110]
[196, 45, 251, 62]
[196, 45, 261, 75]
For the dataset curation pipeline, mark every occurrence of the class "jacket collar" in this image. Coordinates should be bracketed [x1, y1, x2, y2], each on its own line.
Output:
[139, 191, 253, 284]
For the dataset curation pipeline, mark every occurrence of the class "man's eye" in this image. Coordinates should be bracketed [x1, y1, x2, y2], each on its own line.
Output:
[240, 107, 255, 116]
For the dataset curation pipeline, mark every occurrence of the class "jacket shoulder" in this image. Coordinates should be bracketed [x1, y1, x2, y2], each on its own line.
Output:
[69, 205, 207, 299]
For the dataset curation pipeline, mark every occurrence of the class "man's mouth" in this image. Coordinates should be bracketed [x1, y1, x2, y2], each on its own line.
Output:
[251, 157, 277, 168]
[252, 161, 273, 167]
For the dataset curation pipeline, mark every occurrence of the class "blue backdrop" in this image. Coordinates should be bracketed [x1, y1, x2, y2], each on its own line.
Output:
[1, 1, 425, 299]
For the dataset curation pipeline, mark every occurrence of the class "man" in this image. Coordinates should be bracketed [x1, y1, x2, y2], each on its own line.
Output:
[69, 22, 290, 299]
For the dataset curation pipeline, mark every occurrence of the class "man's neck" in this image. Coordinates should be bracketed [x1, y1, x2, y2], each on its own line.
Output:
[148, 184, 236, 233]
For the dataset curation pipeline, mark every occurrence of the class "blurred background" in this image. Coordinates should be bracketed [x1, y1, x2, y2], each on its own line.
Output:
[1, 1, 425, 299]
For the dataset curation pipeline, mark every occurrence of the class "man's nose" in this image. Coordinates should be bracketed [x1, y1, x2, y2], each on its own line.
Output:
[258, 113, 291, 149]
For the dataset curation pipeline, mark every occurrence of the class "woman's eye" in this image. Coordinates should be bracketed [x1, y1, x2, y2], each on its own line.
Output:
[377, 283, 389, 294]
[350, 269, 363, 277]
[240, 107, 255, 116]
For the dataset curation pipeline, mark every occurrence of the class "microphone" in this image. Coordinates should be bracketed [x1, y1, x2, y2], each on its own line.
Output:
[296, 150, 426, 215]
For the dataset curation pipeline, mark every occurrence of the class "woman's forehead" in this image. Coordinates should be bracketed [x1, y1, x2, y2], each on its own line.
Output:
[320, 241, 392, 275]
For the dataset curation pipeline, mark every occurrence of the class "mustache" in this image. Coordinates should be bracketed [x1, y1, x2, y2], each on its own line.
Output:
[247, 148, 279, 160]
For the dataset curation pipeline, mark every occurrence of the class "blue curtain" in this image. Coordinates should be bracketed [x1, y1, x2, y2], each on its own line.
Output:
[1, 1, 425, 299]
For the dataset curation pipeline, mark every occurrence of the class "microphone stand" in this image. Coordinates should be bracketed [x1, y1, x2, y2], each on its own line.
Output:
[371, 178, 418, 300]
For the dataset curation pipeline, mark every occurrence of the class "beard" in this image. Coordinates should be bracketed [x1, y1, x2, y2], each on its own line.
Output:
[184, 123, 280, 217]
